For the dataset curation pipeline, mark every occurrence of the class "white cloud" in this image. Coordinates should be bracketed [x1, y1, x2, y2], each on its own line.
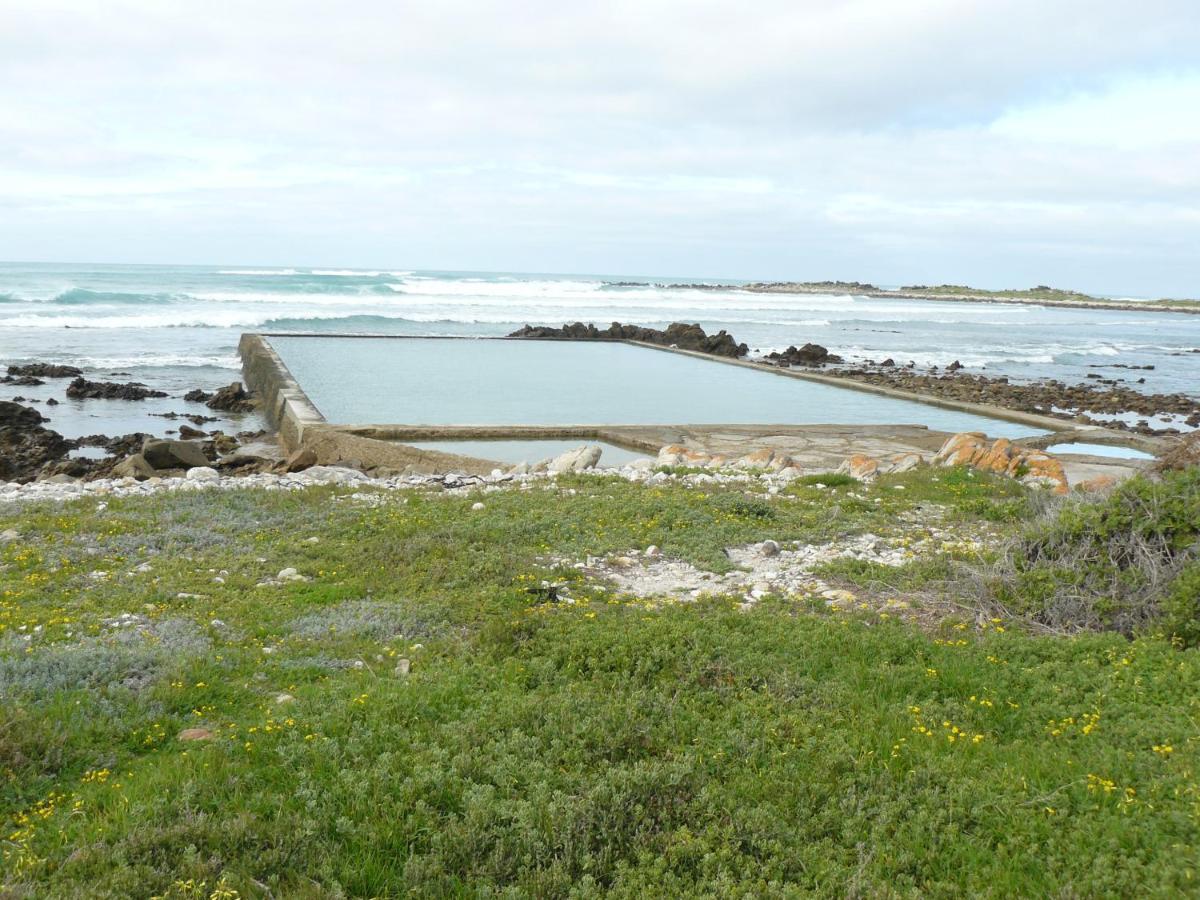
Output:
[0, 1, 1197, 294]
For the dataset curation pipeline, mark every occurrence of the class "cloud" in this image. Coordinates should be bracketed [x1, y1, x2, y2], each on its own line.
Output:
[0, 1, 1197, 294]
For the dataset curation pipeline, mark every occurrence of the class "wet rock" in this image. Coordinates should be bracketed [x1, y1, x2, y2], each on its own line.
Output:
[184, 388, 213, 403]
[0, 401, 70, 482]
[178, 424, 207, 439]
[1, 374, 45, 386]
[508, 321, 749, 358]
[66, 377, 167, 401]
[205, 382, 256, 413]
[141, 438, 211, 470]
[7, 363, 82, 378]
[765, 343, 843, 367]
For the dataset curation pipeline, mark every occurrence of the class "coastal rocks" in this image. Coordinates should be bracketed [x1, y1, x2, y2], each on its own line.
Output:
[0, 401, 70, 482]
[184, 388, 213, 403]
[547, 444, 602, 473]
[178, 424, 207, 439]
[764, 343, 843, 367]
[1, 374, 45, 386]
[66, 377, 167, 401]
[508, 321, 749, 358]
[141, 438, 212, 470]
[835, 452, 925, 482]
[1152, 432, 1200, 472]
[111, 454, 159, 480]
[655, 444, 800, 474]
[7, 363, 83, 378]
[205, 382, 256, 413]
[932, 432, 1068, 493]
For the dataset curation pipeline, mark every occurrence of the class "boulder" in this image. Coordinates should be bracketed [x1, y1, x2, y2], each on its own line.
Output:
[657, 444, 712, 467]
[185, 466, 220, 481]
[184, 388, 213, 403]
[178, 424, 207, 439]
[111, 453, 158, 480]
[836, 453, 881, 481]
[548, 444, 602, 473]
[765, 343, 843, 367]
[281, 447, 317, 473]
[141, 438, 211, 470]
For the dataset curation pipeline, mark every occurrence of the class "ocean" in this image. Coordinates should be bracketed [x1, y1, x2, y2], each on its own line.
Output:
[2, 261, 1198, 440]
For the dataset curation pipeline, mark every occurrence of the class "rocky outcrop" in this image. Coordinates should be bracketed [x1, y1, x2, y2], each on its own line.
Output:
[932, 432, 1068, 493]
[0, 401, 71, 482]
[508, 321, 749, 358]
[1152, 432, 1200, 472]
[66, 377, 167, 401]
[7, 363, 83, 378]
[205, 382, 256, 413]
[184, 388, 213, 403]
[764, 343, 843, 367]
[657, 444, 801, 476]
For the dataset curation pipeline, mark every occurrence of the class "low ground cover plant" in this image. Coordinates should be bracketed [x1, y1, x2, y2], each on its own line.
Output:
[2, 470, 1197, 896]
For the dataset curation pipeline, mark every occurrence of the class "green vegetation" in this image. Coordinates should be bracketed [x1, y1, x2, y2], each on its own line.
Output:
[2, 470, 1198, 896]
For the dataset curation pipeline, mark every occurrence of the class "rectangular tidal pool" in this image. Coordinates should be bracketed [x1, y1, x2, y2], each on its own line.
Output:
[267, 336, 1045, 437]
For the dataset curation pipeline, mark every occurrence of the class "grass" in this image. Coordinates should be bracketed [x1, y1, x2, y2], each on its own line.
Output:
[2, 470, 1198, 897]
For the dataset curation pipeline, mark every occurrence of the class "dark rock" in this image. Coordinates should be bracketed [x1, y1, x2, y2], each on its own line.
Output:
[0, 401, 71, 482]
[7, 363, 83, 378]
[206, 383, 255, 413]
[507, 321, 749, 358]
[1, 375, 45, 386]
[184, 388, 214, 403]
[210, 432, 239, 455]
[765, 343, 843, 367]
[46, 397, 59, 406]
[141, 438, 211, 470]
[66, 377, 167, 401]
[946, 360, 964, 372]
[178, 424, 207, 439]
[880, 358, 895, 367]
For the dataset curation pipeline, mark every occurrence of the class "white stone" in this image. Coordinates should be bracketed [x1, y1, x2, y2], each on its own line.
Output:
[548, 444, 603, 473]
[185, 466, 219, 481]
[471, 501, 486, 511]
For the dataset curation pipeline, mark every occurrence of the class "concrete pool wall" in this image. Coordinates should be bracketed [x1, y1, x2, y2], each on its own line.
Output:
[238, 332, 1162, 475]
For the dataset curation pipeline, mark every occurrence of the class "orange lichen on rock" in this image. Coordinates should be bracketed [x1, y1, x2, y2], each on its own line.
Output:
[932, 432, 1068, 493]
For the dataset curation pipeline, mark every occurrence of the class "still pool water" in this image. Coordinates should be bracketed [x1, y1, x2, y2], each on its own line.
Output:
[268, 335, 1047, 438]
[1044, 442, 1156, 460]
[401, 439, 650, 467]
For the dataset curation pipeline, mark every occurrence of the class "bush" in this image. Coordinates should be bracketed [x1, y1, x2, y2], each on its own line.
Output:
[987, 470, 1200, 637]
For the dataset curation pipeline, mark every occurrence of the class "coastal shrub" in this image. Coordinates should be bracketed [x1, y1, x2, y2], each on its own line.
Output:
[1160, 562, 1200, 647]
[794, 472, 857, 488]
[987, 470, 1200, 635]
[288, 598, 450, 642]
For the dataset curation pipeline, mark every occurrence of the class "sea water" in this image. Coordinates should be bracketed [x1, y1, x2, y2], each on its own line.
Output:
[3, 262, 1198, 438]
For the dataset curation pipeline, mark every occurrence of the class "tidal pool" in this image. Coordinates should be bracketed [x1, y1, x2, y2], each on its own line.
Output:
[268, 336, 1046, 437]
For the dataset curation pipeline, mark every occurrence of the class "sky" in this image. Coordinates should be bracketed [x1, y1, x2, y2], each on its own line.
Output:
[0, 0, 1198, 295]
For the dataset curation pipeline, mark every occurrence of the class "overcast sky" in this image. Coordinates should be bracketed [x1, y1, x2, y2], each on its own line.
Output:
[1, 0, 1198, 294]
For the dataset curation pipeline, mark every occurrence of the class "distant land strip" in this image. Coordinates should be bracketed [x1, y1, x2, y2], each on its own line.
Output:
[610, 280, 1200, 314]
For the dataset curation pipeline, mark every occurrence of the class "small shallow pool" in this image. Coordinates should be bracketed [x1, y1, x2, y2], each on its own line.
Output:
[1044, 442, 1156, 460]
[269, 336, 1045, 438]
[401, 439, 649, 467]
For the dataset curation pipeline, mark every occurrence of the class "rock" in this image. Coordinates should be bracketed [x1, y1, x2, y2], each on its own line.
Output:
[508, 321, 748, 358]
[1, 374, 45, 386]
[0, 528, 19, 543]
[471, 501, 486, 511]
[0, 401, 71, 482]
[185, 466, 219, 481]
[141, 438, 211, 470]
[65, 377, 167, 400]
[7, 363, 83, 378]
[184, 388, 213, 403]
[836, 453, 881, 481]
[645, 545, 662, 558]
[886, 452, 924, 474]
[395, 658, 412, 676]
[282, 447, 317, 473]
[761, 540, 780, 557]
[508, 461, 531, 475]
[205, 382, 255, 413]
[932, 432, 1068, 494]
[274, 693, 296, 704]
[1076, 475, 1118, 493]
[211, 433, 240, 455]
[111, 454, 157, 480]
[765, 343, 843, 367]
[657, 444, 712, 467]
[548, 444, 602, 473]
[735, 448, 775, 469]
[177, 727, 215, 742]
[277, 567, 299, 580]
[178, 424, 207, 439]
